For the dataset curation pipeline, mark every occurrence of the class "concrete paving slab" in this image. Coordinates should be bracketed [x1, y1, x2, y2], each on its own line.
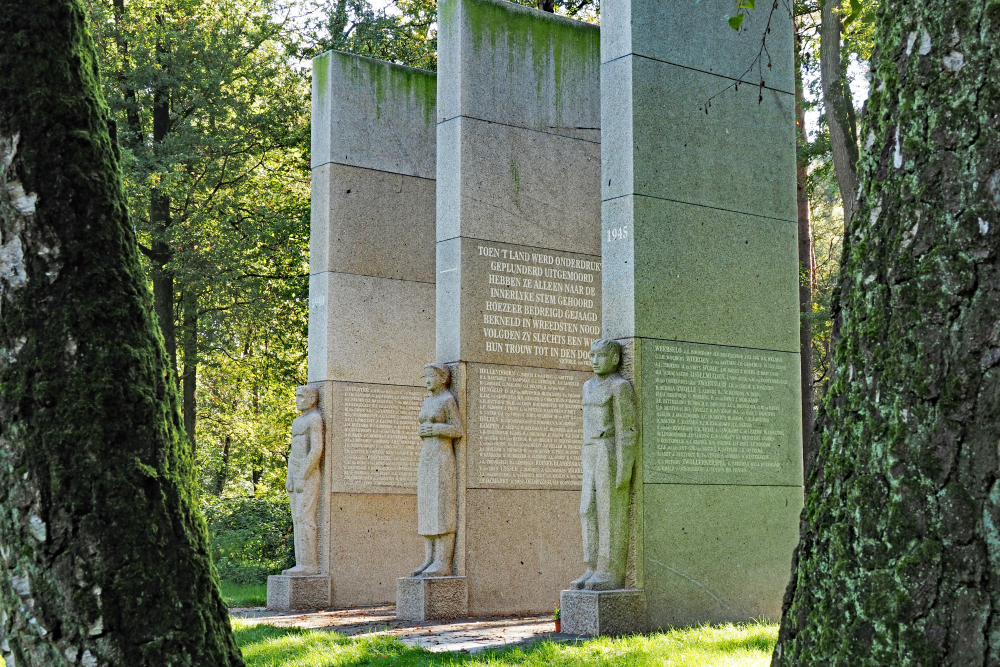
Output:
[232, 605, 584, 653]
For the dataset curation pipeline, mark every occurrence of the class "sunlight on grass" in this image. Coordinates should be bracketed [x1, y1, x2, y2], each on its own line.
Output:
[233, 618, 778, 667]
[221, 581, 268, 608]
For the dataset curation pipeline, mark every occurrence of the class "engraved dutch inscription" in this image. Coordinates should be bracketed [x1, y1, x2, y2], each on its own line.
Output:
[470, 365, 584, 489]
[475, 243, 601, 369]
[649, 342, 792, 478]
[343, 384, 424, 490]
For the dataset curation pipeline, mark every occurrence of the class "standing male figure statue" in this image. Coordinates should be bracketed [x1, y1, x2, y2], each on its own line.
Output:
[284, 385, 324, 575]
[571, 339, 638, 590]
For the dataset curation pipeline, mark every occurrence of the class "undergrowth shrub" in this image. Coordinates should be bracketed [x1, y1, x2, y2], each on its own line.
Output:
[202, 495, 294, 584]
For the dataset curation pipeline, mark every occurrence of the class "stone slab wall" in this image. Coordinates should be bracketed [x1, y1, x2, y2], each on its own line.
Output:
[308, 51, 436, 606]
[600, 0, 803, 628]
[436, 0, 601, 615]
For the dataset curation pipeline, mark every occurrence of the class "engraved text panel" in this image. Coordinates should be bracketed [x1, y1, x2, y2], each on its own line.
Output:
[469, 364, 586, 489]
[644, 341, 802, 485]
[342, 384, 424, 490]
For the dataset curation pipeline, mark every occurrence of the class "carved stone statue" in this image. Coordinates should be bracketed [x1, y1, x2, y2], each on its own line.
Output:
[411, 362, 464, 577]
[284, 385, 324, 575]
[571, 339, 638, 590]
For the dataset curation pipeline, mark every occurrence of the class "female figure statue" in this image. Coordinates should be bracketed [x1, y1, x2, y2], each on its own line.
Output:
[411, 362, 464, 577]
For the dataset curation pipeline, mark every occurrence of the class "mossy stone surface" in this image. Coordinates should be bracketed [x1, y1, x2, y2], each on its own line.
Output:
[312, 50, 436, 177]
[603, 56, 797, 222]
[437, 0, 599, 134]
[601, 0, 794, 93]
[603, 196, 799, 352]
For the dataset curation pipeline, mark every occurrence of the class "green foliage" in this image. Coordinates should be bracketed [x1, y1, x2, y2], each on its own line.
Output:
[300, 0, 439, 69]
[805, 172, 845, 393]
[233, 621, 779, 666]
[203, 495, 295, 584]
[83, 0, 311, 499]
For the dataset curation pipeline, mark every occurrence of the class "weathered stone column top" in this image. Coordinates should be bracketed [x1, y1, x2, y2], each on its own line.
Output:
[437, 0, 600, 138]
[312, 50, 436, 177]
[600, 0, 793, 92]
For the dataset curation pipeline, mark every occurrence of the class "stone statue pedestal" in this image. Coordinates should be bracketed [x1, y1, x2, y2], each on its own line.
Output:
[266, 574, 333, 611]
[396, 576, 468, 620]
[560, 589, 645, 636]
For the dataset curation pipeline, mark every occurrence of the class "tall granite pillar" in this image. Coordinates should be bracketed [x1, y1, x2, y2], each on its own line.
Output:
[435, 0, 602, 615]
[601, 0, 803, 627]
[274, 51, 436, 610]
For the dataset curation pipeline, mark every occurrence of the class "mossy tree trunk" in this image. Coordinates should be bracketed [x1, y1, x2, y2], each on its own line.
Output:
[0, 1, 243, 665]
[181, 289, 197, 452]
[773, 0, 1000, 663]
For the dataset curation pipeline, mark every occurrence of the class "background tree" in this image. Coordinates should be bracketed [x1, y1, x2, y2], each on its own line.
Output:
[0, 0, 242, 664]
[773, 0, 1000, 662]
[85, 0, 311, 459]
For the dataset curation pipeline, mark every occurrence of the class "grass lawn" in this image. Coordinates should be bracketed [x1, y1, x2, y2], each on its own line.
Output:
[233, 619, 778, 667]
[222, 581, 269, 608]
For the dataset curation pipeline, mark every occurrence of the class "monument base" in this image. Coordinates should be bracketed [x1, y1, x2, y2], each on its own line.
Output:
[396, 576, 468, 620]
[266, 574, 333, 611]
[560, 588, 646, 636]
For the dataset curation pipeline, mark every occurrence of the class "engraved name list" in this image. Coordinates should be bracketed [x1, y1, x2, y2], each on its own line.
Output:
[342, 384, 424, 490]
[471, 365, 583, 489]
[648, 342, 792, 479]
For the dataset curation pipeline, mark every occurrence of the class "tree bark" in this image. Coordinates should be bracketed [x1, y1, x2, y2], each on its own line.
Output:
[773, 1, 1000, 663]
[538, 0, 555, 12]
[819, 0, 860, 231]
[111, 0, 141, 145]
[795, 25, 816, 479]
[0, 1, 243, 665]
[149, 80, 176, 379]
[217, 436, 231, 495]
[181, 290, 197, 453]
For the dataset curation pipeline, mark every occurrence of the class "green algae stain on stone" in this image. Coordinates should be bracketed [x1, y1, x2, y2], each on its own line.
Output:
[312, 51, 330, 113]
[328, 50, 436, 127]
[459, 0, 598, 130]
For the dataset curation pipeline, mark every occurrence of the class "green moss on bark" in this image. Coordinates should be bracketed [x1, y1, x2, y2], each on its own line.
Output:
[773, 0, 1000, 664]
[0, 1, 243, 665]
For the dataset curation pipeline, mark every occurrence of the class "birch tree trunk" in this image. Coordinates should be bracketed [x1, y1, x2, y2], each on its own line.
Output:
[774, 0, 1000, 662]
[0, 1, 243, 664]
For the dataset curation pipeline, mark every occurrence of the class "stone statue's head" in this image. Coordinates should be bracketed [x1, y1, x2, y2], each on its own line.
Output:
[590, 339, 621, 375]
[424, 362, 451, 391]
[296, 385, 319, 411]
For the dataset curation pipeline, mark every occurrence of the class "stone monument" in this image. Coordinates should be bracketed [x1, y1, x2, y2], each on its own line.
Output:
[267, 385, 332, 609]
[433, 0, 602, 616]
[560, 339, 645, 635]
[396, 363, 469, 620]
[267, 50, 436, 611]
[600, 0, 803, 628]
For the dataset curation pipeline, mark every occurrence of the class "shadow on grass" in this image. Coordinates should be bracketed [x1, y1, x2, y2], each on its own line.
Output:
[233, 620, 778, 667]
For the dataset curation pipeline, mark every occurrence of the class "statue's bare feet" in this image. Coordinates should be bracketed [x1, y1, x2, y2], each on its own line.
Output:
[410, 556, 434, 577]
[420, 560, 452, 577]
[570, 569, 594, 589]
[583, 571, 620, 591]
[282, 565, 319, 576]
